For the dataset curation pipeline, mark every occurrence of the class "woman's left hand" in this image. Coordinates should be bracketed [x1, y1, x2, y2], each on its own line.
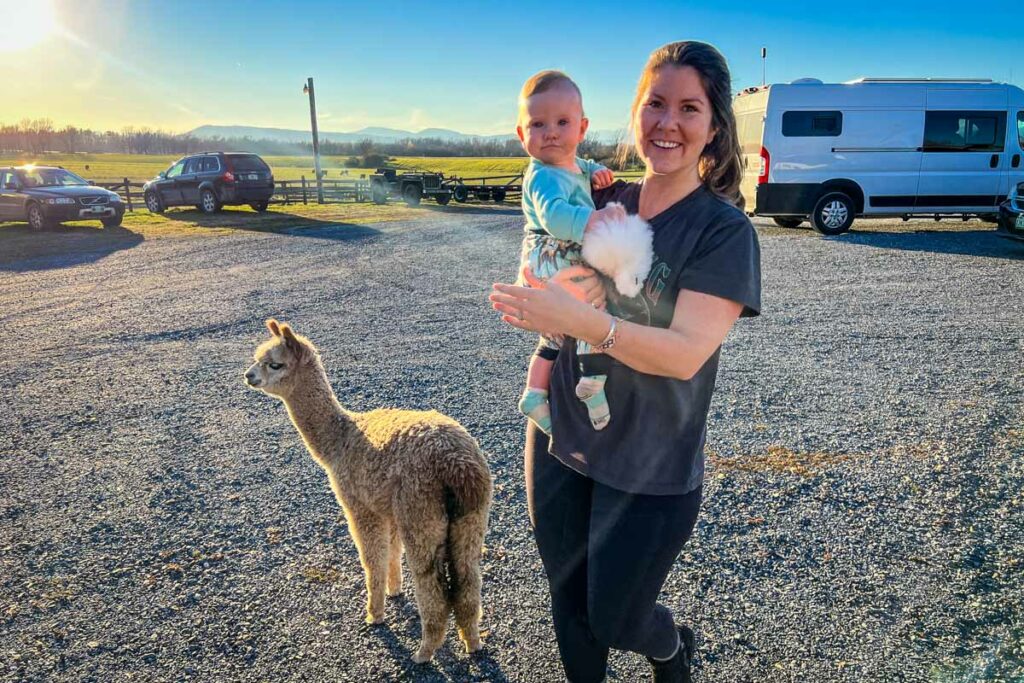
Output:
[490, 267, 605, 340]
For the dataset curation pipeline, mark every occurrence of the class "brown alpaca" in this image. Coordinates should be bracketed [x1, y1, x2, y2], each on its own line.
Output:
[244, 319, 492, 663]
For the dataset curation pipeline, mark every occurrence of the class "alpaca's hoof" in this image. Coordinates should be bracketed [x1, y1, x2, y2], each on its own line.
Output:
[365, 613, 384, 625]
[386, 588, 403, 598]
[412, 648, 435, 664]
[463, 639, 483, 654]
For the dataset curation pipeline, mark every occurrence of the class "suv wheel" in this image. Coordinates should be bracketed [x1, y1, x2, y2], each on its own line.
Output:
[27, 203, 50, 231]
[145, 191, 164, 213]
[250, 201, 269, 212]
[200, 188, 221, 214]
[402, 184, 422, 207]
[773, 217, 804, 229]
[811, 192, 855, 235]
[102, 215, 123, 228]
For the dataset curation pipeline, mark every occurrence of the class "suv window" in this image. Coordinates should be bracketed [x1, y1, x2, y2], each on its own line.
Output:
[200, 157, 220, 173]
[227, 155, 269, 172]
[923, 111, 1006, 152]
[166, 160, 185, 179]
[183, 158, 203, 175]
[782, 110, 842, 137]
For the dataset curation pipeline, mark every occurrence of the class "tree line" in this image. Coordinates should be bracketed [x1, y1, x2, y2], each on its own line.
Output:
[0, 119, 625, 167]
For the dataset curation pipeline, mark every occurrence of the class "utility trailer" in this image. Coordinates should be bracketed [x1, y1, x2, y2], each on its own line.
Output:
[443, 174, 524, 203]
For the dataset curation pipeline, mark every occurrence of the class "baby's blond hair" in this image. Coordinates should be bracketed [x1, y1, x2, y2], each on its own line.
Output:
[517, 70, 583, 124]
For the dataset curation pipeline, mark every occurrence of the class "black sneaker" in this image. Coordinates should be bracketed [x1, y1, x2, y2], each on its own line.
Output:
[647, 624, 695, 683]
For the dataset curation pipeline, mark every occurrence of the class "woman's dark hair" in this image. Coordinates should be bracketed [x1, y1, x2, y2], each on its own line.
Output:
[619, 41, 744, 208]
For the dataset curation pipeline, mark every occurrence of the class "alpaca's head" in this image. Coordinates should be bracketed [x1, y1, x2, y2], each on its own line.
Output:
[244, 319, 320, 399]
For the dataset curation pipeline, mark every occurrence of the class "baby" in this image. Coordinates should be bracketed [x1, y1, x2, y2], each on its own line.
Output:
[514, 70, 628, 433]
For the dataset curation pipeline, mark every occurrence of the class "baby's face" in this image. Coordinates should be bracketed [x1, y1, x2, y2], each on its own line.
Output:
[517, 87, 589, 167]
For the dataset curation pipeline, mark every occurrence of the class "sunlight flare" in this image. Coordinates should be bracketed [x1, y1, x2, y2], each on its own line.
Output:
[0, 0, 56, 52]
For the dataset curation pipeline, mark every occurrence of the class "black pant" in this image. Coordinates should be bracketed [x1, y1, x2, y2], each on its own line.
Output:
[525, 425, 703, 683]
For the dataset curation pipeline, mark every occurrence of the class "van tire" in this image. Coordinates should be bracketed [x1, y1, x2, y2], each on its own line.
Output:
[773, 217, 804, 229]
[811, 192, 855, 235]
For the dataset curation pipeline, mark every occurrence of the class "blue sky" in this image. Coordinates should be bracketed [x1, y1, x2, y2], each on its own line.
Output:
[4, 0, 1021, 135]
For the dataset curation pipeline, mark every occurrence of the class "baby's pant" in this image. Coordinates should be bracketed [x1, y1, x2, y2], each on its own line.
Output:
[522, 236, 594, 358]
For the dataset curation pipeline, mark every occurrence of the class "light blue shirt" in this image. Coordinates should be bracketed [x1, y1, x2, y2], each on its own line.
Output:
[522, 157, 606, 245]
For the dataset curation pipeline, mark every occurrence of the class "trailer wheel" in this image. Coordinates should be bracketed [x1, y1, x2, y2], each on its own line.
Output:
[811, 192, 855, 235]
[371, 186, 388, 205]
[402, 184, 422, 207]
[453, 184, 469, 203]
[435, 192, 451, 206]
[492, 189, 507, 203]
[773, 217, 804, 229]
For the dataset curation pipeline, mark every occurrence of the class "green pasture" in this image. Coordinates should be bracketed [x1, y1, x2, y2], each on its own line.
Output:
[0, 153, 641, 184]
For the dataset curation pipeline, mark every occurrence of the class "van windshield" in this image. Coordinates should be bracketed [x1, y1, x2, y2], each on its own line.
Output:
[737, 111, 765, 155]
[1018, 111, 1023, 150]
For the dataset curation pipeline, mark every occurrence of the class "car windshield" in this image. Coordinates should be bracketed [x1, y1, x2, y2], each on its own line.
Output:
[227, 155, 269, 172]
[17, 168, 89, 188]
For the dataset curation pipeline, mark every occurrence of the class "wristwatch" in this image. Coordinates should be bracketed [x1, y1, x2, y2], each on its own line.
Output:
[595, 316, 622, 351]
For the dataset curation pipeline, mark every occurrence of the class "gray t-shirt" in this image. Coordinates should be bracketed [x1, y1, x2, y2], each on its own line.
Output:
[547, 181, 762, 495]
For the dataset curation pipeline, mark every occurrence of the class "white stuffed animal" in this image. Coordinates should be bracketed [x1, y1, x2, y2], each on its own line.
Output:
[581, 202, 654, 299]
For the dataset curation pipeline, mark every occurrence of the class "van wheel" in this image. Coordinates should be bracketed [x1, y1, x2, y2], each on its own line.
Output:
[773, 217, 804, 229]
[811, 192, 855, 235]
[979, 213, 999, 224]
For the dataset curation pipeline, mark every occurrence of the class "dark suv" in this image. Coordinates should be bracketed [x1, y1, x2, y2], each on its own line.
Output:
[143, 152, 275, 214]
[0, 165, 125, 230]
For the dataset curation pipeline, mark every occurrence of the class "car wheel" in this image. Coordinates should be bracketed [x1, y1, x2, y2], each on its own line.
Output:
[435, 193, 451, 206]
[453, 184, 469, 203]
[27, 203, 50, 231]
[200, 188, 221, 214]
[811, 192, 855, 235]
[250, 201, 269, 212]
[773, 216, 804, 229]
[402, 184, 422, 207]
[101, 215, 123, 228]
[145, 191, 164, 214]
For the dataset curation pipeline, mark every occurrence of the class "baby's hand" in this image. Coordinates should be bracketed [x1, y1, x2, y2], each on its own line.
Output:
[591, 168, 614, 190]
[584, 202, 627, 233]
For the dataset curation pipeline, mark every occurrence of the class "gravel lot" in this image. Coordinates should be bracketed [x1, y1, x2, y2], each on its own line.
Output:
[2, 208, 1023, 682]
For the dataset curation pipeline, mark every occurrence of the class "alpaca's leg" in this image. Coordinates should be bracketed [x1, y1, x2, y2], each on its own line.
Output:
[396, 513, 450, 663]
[449, 510, 487, 653]
[387, 521, 403, 597]
[348, 507, 390, 624]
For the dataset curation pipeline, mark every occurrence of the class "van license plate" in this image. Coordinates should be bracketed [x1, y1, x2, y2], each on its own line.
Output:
[1016, 215, 1024, 229]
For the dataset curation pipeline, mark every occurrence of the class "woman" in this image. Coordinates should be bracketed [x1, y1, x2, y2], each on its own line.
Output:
[490, 41, 761, 683]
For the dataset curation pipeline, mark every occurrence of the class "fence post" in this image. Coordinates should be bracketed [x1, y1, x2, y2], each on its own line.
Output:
[301, 176, 308, 205]
[123, 177, 133, 212]
[284, 181, 290, 205]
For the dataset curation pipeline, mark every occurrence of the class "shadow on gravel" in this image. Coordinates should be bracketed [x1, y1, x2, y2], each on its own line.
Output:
[829, 229, 1024, 261]
[161, 210, 382, 241]
[418, 204, 522, 217]
[0, 223, 143, 273]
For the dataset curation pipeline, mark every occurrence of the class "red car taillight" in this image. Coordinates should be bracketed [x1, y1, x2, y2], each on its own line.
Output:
[757, 146, 770, 185]
[222, 171, 235, 183]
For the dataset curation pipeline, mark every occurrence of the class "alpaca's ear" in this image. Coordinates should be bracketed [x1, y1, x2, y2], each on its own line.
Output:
[266, 319, 281, 336]
[280, 324, 308, 360]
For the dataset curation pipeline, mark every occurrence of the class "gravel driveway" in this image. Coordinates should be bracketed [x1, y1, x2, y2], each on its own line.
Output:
[2, 209, 1023, 682]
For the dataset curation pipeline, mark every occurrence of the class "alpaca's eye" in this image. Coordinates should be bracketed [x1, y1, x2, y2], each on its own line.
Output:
[268, 363, 284, 371]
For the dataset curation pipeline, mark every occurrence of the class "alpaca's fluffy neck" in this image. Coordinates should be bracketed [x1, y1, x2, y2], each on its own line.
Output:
[281, 363, 356, 463]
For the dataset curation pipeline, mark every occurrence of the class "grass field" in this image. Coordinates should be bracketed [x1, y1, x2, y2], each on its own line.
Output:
[0, 153, 641, 183]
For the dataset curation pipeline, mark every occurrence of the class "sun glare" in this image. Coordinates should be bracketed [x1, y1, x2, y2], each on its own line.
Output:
[0, 1, 56, 52]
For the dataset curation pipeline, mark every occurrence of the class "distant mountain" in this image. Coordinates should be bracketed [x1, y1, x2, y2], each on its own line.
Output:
[187, 124, 625, 145]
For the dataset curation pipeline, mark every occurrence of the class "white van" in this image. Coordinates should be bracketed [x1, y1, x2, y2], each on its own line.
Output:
[734, 78, 1024, 234]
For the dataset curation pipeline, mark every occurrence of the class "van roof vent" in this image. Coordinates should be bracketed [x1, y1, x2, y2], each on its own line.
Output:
[846, 77, 993, 84]
[790, 78, 823, 84]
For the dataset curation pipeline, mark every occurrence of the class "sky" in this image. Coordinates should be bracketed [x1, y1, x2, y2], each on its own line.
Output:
[1, 0, 1021, 136]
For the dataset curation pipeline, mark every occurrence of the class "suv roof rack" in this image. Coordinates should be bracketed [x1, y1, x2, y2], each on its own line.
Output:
[845, 77, 994, 84]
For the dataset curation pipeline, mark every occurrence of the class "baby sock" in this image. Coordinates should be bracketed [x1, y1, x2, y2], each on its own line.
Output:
[519, 388, 552, 435]
[575, 375, 610, 430]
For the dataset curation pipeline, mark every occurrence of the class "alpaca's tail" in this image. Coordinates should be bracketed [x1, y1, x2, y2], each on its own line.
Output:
[439, 445, 491, 604]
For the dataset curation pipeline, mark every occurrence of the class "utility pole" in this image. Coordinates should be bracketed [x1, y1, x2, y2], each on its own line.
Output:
[761, 47, 767, 86]
[303, 77, 324, 204]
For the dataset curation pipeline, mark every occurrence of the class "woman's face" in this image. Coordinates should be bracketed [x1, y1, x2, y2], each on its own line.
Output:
[634, 65, 716, 180]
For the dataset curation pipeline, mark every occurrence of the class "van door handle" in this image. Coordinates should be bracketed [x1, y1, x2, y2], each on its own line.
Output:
[990, 154, 999, 168]
[1014, 154, 1022, 168]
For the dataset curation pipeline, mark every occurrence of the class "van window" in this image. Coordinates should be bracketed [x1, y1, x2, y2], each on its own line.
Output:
[782, 111, 842, 137]
[1018, 112, 1024, 150]
[923, 111, 1006, 152]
